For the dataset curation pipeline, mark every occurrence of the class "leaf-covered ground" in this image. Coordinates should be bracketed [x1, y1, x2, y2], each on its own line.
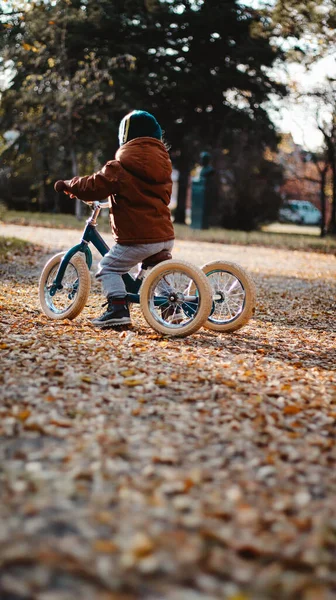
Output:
[0, 224, 336, 600]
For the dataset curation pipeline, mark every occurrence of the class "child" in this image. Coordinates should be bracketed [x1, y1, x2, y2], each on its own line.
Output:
[54, 110, 175, 328]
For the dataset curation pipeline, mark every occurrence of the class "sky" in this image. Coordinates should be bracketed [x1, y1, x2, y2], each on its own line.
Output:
[238, 0, 336, 151]
[267, 55, 336, 151]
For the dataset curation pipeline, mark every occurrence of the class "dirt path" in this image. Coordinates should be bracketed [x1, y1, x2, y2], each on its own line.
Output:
[1, 222, 335, 279]
[0, 224, 336, 600]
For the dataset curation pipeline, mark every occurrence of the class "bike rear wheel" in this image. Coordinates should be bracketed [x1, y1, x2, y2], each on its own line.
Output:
[199, 260, 256, 332]
[140, 260, 212, 337]
[39, 252, 91, 320]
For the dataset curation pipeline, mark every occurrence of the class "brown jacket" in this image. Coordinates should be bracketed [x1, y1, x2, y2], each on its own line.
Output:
[64, 138, 175, 245]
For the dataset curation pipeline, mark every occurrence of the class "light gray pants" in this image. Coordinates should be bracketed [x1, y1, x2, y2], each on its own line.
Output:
[96, 240, 174, 298]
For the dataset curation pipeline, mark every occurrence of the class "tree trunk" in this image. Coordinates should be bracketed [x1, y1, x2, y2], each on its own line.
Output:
[320, 168, 327, 238]
[38, 180, 46, 212]
[42, 153, 53, 211]
[323, 134, 336, 235]
[174, 165, 189, 225]
[71, 147, 82, 219]
[175, 149, 190, 224]
[329, 158, 336, 234]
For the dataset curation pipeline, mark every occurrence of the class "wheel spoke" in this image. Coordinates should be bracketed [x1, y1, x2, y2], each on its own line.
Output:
[207, 270, 245, 324]
[148, 269, 203, 328]
[45, 262, 79, 314]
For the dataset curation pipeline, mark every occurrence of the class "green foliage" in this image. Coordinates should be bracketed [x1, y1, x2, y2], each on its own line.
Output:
[1, 0, 287, 225]
[218, 131, 284, 230]
[0, 0, 140, 210]
[0, 235, 31, 260]
[135, 0, 286, 153]
[257, 0, 336, 63]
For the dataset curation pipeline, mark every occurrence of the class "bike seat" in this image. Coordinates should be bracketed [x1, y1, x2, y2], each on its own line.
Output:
[141, 250, 172, 269]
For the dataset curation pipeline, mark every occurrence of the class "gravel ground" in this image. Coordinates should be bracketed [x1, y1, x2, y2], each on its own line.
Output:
[0, 223, 336, 600]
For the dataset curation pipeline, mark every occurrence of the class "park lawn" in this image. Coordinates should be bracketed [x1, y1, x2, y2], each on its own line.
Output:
[0, 235, 32, 260]
[1, 207, 336, 254]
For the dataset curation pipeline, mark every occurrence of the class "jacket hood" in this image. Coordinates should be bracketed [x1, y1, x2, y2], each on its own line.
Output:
[116, 138, 172, 185]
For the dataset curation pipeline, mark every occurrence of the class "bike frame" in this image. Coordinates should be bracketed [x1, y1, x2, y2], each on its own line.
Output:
[48, 201, 170, 308]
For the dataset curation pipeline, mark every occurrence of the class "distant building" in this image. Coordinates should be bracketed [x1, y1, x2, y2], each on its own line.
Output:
[277, 133, 330, 213]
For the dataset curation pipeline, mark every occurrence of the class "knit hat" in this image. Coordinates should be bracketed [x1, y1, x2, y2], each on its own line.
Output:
[118, 110, 162, 146]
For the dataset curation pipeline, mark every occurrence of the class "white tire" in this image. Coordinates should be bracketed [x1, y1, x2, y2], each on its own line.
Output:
[140, 259, 212, 337]
[199, 260, 256, 332]
[39, 252, 91, 320]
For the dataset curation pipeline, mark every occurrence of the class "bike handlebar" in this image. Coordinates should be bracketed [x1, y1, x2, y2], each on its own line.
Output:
[85, 200, 110, 209]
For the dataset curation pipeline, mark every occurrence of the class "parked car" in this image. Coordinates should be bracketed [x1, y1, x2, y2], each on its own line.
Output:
[278, 204, 303, 225]
[279, 200, 322, 226]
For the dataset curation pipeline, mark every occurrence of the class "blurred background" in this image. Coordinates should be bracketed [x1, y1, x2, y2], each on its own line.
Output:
[0, 0, 335, 235]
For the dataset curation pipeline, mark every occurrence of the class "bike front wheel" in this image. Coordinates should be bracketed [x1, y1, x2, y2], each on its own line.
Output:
[198, 260, 256, 332]
[39, 252, 91, 320]
[139, 260, 212, 337]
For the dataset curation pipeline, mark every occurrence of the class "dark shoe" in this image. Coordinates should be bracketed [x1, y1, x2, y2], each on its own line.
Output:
[161, 304, 184, 324]
[92, 297, 131, 327]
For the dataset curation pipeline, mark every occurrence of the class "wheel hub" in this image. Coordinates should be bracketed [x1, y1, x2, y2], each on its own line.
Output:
[214, 290, 226, 303]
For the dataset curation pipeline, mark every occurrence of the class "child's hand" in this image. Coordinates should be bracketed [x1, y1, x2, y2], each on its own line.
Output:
[54, 180, 79, 199]
[54, 180, 77, 198]
[54, 180, 66, 192]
